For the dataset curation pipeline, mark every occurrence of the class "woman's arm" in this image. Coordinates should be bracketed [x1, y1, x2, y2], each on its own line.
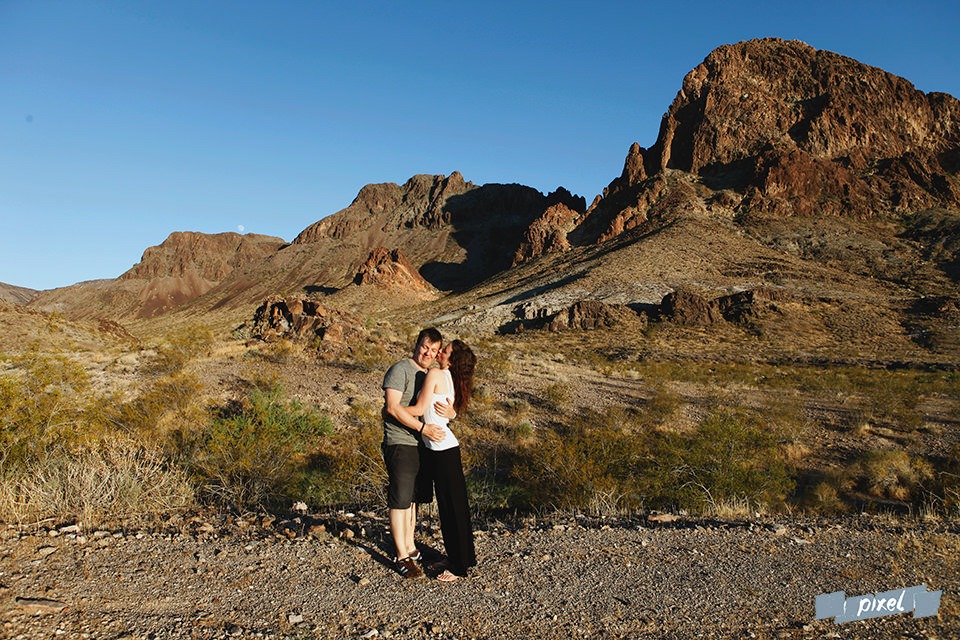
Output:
[398, 368, 441, 419]
[395, 369, 446, 442]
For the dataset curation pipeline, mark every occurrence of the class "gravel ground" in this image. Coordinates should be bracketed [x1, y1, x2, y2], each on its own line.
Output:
[1, 512, 957, 639]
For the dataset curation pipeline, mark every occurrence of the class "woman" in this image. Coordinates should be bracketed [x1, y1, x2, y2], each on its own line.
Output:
[401, 339, 477, 581]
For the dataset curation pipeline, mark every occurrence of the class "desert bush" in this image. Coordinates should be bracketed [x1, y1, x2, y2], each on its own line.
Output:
[511, 407, 649, 514]
[144, 326, 213, 375]
[303, 398, 387, 507]
[348, 339, 390, 373]
[925, 445, 960, 515]
[853, 448, 934, 502]
[642, 408, 796, 512]
[641, 384, 682, 427]
[181, 384, 333, 510]
[0, 351, 90, 468]
[108, 371, 206, 442]
[507, 404, 795, 515]
[542, 383, 569, 410]
[476, 345, 512, 379]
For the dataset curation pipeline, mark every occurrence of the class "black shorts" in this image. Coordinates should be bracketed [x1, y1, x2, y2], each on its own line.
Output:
[382, 443, 433, 509]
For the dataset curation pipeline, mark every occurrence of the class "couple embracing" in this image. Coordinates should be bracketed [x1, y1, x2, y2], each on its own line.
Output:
[381, 328, 477, 581]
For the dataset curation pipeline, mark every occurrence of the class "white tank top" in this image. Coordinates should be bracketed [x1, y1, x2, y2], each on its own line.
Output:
[422, 369, 459, 451]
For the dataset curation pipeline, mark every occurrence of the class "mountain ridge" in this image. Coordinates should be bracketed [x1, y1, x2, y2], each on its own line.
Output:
[24, 38, 960, 349]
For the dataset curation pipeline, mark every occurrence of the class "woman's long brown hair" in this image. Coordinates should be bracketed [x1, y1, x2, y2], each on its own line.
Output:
[448, 339, 476, 414]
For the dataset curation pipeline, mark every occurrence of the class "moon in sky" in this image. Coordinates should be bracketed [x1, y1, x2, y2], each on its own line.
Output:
[237, 225, 245, 233]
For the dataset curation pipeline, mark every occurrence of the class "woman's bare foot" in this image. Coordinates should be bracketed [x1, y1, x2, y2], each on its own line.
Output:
[437, 569, 458, 582]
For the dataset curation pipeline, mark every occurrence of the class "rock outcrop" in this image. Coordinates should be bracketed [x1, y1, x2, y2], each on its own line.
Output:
[353, 247, 434, 291]
[547, 300, 641, 332]
[659, 287, 724, 326]
[248, 296, 365, 344]
[513, 203, 581, 266]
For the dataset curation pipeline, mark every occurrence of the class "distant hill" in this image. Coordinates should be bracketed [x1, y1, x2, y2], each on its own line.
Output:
[0, 282, 38, 306]
[30, 232, 285, 321]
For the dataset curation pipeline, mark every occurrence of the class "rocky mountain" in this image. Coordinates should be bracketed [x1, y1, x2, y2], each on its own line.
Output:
[25, 38, 960, 355]
[0, 282, 38, 306]
[288, 172, 586, 292]
[579, 37, 960, 242]
[29, 232, 285, 321]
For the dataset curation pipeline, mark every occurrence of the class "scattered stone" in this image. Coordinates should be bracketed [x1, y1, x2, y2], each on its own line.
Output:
[648, 513, 680, 524]
[287, 613, 304, 625]
[15, 597, 68, 615]
[38, 546, 57, 557]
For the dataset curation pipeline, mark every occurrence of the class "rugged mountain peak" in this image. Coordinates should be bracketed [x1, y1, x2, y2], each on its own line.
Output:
[294, 172, 475, 243]
[512, 203, 581, 266]
[583, 38, 960, 240]
[354, 247, 434, 292]
[648, 38, 960, 178]
[121, 231, 284, 281]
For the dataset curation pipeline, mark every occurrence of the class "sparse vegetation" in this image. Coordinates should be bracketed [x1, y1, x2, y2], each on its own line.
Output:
[1, 319, 957, 525]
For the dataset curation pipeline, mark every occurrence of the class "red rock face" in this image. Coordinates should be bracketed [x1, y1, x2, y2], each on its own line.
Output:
[512, 203, 581, 266]
[354, 247, 434, 292]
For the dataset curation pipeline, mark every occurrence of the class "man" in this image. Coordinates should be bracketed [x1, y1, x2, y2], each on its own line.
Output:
[381, 327, 450, 578]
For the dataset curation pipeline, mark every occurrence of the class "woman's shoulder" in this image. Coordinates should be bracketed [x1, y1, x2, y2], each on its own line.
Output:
[424, 367, 445, 382]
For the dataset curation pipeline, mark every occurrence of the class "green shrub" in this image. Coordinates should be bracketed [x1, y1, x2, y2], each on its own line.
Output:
[302, 398, 386, 507]
[642, 408, 796, 512]
[183, 384, 333, 510]
[0, 351, 90, 468]
[511, 408, 648, 514]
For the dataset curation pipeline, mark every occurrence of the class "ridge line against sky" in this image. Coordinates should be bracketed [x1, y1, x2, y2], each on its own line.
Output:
[2, 1, 959, 291]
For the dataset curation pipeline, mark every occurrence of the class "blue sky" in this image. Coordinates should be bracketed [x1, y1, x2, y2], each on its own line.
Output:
[3, 1, 959, 291]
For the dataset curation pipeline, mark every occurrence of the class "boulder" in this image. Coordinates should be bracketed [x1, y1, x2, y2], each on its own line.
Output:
[249, 296, 364, 344]
[548, 300, 640, 332]
[660, 288, 723, 326]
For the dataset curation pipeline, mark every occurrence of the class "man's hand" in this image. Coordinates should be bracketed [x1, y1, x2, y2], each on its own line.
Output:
[421, 423, 445, 442]
[434, 400, 457, 421]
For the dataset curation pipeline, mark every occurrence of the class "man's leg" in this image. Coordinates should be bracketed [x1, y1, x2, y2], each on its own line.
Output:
[405, 503, 417, 559]
[390, 506, 413, 559]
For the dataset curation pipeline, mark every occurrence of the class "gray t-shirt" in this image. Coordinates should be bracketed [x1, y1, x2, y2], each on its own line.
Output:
[382, 358, 427, 447]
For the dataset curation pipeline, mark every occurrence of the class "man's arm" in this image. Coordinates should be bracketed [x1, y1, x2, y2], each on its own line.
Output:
[383, 388, 424, 432]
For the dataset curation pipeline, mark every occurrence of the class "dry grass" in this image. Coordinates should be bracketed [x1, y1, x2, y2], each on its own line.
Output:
[0, 438, 195, 528]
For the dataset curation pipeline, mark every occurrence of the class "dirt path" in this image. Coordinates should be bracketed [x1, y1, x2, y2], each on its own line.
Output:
[2, 513, 956, 639]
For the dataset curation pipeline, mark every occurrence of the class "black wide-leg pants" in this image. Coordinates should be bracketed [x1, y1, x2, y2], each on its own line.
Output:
[426, 445, 476, 576]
